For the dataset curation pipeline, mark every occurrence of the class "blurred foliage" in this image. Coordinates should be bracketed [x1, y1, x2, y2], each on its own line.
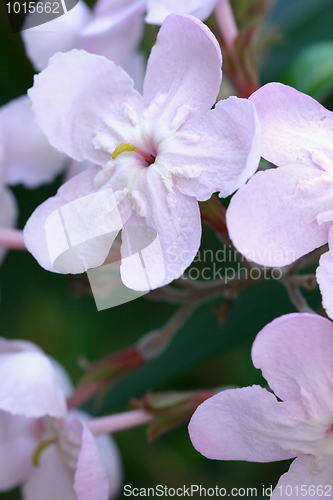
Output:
[0, 0, 332, 498]
[282, 42, 333, 102]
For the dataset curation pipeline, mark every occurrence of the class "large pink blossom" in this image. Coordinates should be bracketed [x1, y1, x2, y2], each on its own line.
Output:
[189, 313, 333, 498]
[24, 13, 260, 288]
[226, 83, 333, 316]
[0, 338, 122, 499]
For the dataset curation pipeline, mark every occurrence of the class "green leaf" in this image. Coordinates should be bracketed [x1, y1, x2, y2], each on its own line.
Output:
[283, 42, 333, 101]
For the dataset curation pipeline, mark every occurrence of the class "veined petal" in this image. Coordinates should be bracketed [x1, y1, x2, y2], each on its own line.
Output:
[120, 164, 201, 288]
[271, 455, 333, 499]
[0, 351, 67, 418]
[143, 14, 222, 126]
[22, 1, 92, 71]
[249, 83, 333, 168]
[189, 385, 319, 462]
[0, 96, 67, 187]
[94, 434, 122, 499]
[252, 313, 333, 421]
[317, 227, 333, 320]
[28, 49, 145, 164]
[167, 97, 261, 201]
[145, 0, 219, 24]
[74, 422, 110, 500]
[226, 164, 331, 266]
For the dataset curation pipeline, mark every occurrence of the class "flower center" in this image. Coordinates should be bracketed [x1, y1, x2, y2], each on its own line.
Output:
[111, 142, 155, 166]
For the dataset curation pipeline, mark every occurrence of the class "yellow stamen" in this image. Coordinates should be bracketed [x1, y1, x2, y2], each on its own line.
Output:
[32, 437, 57, 467]
[111, 142, 137, 160]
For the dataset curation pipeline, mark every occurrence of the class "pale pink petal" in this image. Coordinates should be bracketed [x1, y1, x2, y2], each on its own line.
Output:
[121, 164, 201, 288]
[249, 83, 333, 168]
[94, 434, 122, 499]
[226, 164, 331, 266]
[317, 227, 333, 320]
[81, 1, 145, 65]
[252, 313, 333, 420]
[166, 97, 260, 201]
[74, 422, 110, 500]
[22, 1, 92, 71]
[271, 455, 333, 500]
[1, 96, 67, 187]
[24, 166, 131, 274]
[22, 445, 76, 500]
[146, 0, 219, 24]
[28, 49, 145, 164]
[0, 411, 38, 490]
[0, 351, 67, 418]
[188, 385, 320, 462]
[143, 14, 222, 125]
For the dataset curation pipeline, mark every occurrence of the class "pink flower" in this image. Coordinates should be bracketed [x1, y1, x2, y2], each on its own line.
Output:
[226, 83, 333, 316]
[24, 13, 260, 288]
[0, 338, 122, 499]
[189, 313, 333, 497]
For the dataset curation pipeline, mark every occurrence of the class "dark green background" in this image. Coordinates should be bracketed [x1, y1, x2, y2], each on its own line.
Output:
[0, 0, 332, 497]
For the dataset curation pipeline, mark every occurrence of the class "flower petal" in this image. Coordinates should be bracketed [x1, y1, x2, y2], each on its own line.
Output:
[81, 0, 145, 65]
[1, 96, 67, 187]
[167, 97, 261, 201]
[94, 434, 122, 499]
[252, 313, 333, 420]
[28, 49, 145, 164]
[249, 82, 333, 168]
[271, 455, 333, 499]
[0, 411, 37, 490]
[24, 166, 130, 274]
[317, 228, 333, 320]
[121, 164, 201, 288]
[145, 0, 219, 24]
[143, 14, 222, 124]
[22, 445, 76, 500]
[22, 1, 92, 71]
[226, 164, 331, 266]
[74, 422, 110, 500]
[0, 351, 67, 418]
[189, 385, 318, 462]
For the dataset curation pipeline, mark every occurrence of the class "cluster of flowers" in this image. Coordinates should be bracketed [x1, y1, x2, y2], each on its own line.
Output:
[1, 0, 333, 497]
